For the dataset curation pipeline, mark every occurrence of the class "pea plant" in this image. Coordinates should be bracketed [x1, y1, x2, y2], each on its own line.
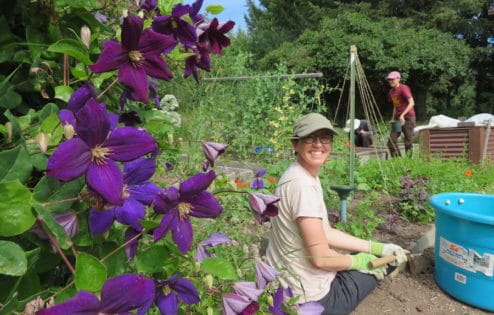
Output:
[0, 1, 323, 314]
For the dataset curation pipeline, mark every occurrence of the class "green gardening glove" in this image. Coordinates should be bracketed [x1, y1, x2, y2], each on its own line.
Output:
[350, 253, 387, 280]
[370, 241, 408, 265]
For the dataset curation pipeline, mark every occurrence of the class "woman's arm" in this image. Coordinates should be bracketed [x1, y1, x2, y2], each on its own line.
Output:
[297, 217, 353, 272]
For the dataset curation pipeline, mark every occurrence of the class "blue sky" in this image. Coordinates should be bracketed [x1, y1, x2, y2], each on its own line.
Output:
[184, 0, 259, 33]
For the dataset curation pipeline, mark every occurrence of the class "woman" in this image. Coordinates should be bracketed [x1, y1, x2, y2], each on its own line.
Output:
[265, 113, 407, 315]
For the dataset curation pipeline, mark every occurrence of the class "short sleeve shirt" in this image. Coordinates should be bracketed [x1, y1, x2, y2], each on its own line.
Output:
[265, 161, 335, 302]
[388, 84, 415, 117]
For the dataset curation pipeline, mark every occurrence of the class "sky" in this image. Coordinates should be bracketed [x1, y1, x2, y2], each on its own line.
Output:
[184, 0, 259, 33]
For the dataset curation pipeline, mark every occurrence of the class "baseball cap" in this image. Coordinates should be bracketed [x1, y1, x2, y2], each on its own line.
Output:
[386, 71, 401, 80]
[293, 113, 338, 137]
[343, 119, 360, 133]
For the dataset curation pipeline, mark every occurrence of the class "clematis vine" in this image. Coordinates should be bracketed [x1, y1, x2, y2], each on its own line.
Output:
[36, 274, 155, 315]
[46, 99, 157, 205]
[202, 141, 227, 170]
[154, 274, 200, 315]
[184, 45, 211, 82]
[254, 260, 281, 290]
[89, 157, 161, 236]
[248, 192, 280, 224]
[251, 169, 267, 190]
[152, 170, 223, 253]
[152, 3, 197, 49]
[195, 231, 230, 261]
[89, 15, 175, 104]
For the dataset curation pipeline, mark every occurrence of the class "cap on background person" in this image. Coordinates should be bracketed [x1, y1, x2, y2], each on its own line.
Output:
[386, 71, 401, 80]
[293, 113, 338, 138]
[343, 119, 361, 133]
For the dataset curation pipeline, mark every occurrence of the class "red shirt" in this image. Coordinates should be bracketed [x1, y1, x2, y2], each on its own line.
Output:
[388, 84, 415, 118]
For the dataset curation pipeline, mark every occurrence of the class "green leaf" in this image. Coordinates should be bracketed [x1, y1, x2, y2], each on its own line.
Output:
[37, 103, 60, 122]
[205, 4, 224, 15]
[75, 252, 106, 292]
[136, 245, 171, 274]
[32, 203, 73, 250]
[0, 87, 22, 110]
[54, 85, 74, 102]
[39, 112, 63, 146]
[33, 176, 85, 212]
[48, 39, 91, 65]
[0, 180, 35, 237]
[0, 241, 27, 276]
[200, 257, 238, 281]
[0, 146, 33, 184]
[3, 110, 23, 145]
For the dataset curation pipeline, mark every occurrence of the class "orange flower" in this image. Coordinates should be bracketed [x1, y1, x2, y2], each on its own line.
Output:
[267, 176, 276, 183]
[464, 170, 473, 177]
[344, 140, 350, 148]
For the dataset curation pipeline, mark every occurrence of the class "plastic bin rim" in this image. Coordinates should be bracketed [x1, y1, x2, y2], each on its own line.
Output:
[429, 192, 494, 225]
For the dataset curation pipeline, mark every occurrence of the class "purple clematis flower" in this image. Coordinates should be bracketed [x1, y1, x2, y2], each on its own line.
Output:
[202, 141, 227, 170]
[184, 45, 211, 82]
[269, 285, 324, 315]
[89, 157, 161, 235]
[195, 231, 230, 261]
[251, 169, 267, 190]
[89, 15, 175, 104]
[46, 99, 157, 205]
[248, 192, 280, 224]
[68, 82, 97, 113]
[152, 170, 223, 253]
[189, 0, 204, 24]
[222, 293, 259, 315]
[152, 3, 197, 50]
[31, 211, 79, 252]
[254, 260, 281, 289]
[232, 281, 264, 302]
[36, 274, 155, 315]
[197, 18, 235, 54]
[154, 274, 200, 315]
[124, 226, 142, 260]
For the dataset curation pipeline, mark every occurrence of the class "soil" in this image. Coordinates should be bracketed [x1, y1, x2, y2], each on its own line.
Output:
[348, 201, 492, 315]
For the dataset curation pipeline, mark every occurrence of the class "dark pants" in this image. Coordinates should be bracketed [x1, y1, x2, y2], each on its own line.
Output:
[356, 134, 373, 147]
[316, 270, 378, 315]
[387, 116, 416, 157]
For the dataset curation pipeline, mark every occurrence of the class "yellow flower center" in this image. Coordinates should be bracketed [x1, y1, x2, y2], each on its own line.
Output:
[91, 145, 111, 165]
[128, 50, 143, 66]
[171, 18, 178, 29]
[162, 285, 172, 295]
[122, 184, 130, 199]
[178, 202, 192, 220]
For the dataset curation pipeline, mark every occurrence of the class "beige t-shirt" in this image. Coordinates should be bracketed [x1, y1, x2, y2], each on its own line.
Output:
[265, 161, 335, 302]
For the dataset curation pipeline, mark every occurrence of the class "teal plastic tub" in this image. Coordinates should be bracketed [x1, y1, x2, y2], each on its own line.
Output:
[429, 192, 494, 312]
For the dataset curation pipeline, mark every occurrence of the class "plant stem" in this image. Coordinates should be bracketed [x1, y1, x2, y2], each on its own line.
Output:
[100, 230, 145, 262]
[39, 219, 75, 275]
[43, 196, 81, 208]
[97, 78, 119, 100]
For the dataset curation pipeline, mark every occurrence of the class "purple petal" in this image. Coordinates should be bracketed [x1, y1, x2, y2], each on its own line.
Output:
[153, 187, 179, 213]
[179, 170, 216, 197]
[86, 160, 124, 205]
[156, 294, 178, 315]
[139, 28, 177, 56]
[68, 82, 97, 113]
[255, 169, 267, 178]
[89, 207, 116, 235]
[115, 198, 145, 231]
[118, 63, 149, 103]
[202, 141, 227, 164]
[55, 211, 79, 238]
[199, 232, 230, 247]
[105, 127, 157, 162]
[173, 278, 200, 305]
[153, 212, 175, 241]
[233, 281, 264, 302]
[46, 138, 91, 182]
[59, 109, 75, 126]
[142, 53, 173, 81]
[124, 227, 141, 260]
[108, 113, 119, 130]
[89, 40, 127, 73]
[248, 193, 280, 215]
[171, 218, 193, 253]
[121, 16, 143, 50]
[194, 245, 210, 262]
[269, 286, 284, 315]
[75, 99, 110, 147]
[222, 293, 251, 314]
[35, 290, 100, 315]
[254, 260, 281, 289]
[129, 182, 161, 205]
[189, 191, 223, 218]
[124, 157, 156, 185]
[297, 302, 325, 315]
[99, 274, 154, 314]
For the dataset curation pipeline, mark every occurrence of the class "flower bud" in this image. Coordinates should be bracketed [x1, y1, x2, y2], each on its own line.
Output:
[63, 124, 75, 139]
[267, 295, 274, 307]
[6, 122, 13, 143]
[36, 132, 49, 153]
[207, 307, 214, 315]
[204, 274, 213, 289]
[80, 25, 91, 49]
[195, 261, 201, 272]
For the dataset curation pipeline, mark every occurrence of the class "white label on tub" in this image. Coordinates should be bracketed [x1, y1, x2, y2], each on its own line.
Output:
[454, 272, 467, 284]
[439, 237, 494, 277]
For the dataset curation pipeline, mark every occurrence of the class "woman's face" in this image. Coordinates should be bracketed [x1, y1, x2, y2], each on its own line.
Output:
[292, 129, 332, 176]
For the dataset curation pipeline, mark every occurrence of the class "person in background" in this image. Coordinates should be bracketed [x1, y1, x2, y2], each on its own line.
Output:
[265, 112, 408, 314]
[386, 71, 416, 157]
[343, 118, 375, 147]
